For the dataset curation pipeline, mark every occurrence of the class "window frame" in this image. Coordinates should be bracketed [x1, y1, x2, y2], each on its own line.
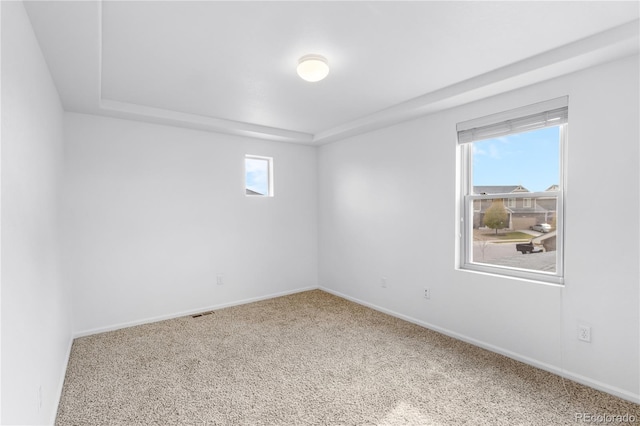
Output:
[244, 155, 274, 197]
[457, 98, 567, 285]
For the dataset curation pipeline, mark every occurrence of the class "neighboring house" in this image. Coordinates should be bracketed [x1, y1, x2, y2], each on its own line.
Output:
[473, 185, 557, 230]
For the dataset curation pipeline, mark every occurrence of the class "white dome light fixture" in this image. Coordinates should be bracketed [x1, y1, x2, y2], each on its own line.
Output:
[297, 54, 329, 82]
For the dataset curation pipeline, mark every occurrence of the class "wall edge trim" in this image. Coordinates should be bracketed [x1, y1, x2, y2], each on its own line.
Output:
[73, 286, 319, 338]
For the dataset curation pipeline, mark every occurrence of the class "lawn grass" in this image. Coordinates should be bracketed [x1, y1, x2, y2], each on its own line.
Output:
[493, 231, 533, 241]
[474, 230, 533, 242]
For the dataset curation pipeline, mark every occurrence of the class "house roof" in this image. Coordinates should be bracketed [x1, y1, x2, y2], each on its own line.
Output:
[473, 185, 529, 195]
[507, 205, 552, 214]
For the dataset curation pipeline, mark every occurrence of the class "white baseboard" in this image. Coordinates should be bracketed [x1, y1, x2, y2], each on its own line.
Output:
[559, 369, 640, 405]
[69, 284, 639, 404]
[73, 286, 319, 338]
[50, 335, 74, 425]
[319, 286, 640, 404]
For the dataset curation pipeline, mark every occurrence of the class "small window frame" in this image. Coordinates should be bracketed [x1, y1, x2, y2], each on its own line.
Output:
[244, 155, 274, 197]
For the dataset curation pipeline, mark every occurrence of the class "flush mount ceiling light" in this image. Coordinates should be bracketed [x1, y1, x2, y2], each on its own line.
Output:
[297, 54, 329, 82]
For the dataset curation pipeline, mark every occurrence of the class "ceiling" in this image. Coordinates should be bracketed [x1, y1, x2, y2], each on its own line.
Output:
[23, 1, 639, 145]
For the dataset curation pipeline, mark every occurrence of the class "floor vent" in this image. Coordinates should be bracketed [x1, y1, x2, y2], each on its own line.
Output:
[191, 311, 214, 318]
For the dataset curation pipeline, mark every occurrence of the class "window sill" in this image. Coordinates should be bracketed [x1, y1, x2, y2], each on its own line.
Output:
[458, 264, 565, 287]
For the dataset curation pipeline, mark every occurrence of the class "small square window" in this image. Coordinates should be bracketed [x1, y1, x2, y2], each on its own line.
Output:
[245, 155, 273, 197]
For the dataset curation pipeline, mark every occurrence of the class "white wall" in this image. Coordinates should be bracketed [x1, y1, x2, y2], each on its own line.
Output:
[63, 113, 318, 335]
[1, 3, 636, 423]
[318, 55, 640, 402]
[1, 2, 72, 424]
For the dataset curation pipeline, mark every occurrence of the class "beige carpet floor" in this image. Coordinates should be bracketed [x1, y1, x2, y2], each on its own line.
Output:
[56, 290, 639, 425]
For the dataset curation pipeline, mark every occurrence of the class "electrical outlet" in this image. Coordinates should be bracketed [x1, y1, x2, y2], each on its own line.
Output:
[381, 277, 387, 288]
[424, 288, 431, 299]
[216, 274, 224, 285]
[578, 324, 591, 342]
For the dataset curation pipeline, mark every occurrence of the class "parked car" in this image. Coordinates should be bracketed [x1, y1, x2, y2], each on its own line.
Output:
[530, 223, 551, 233]
[516, 241, 543, 254]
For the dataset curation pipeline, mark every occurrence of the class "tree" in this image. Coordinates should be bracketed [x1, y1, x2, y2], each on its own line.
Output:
[483, 199, 508, 234]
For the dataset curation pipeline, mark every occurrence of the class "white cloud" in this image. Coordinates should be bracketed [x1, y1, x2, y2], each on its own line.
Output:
[488, 144, 502, 159]
[473, 145, 487, 156]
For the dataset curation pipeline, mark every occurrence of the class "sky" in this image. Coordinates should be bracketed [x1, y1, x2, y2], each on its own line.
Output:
[245, 157, 269, 195]
[472, 126, 560, 192]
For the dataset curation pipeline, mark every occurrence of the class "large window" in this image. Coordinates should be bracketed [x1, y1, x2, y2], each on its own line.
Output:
[458, 97, 567, 284]
[245, 155, 273, 197]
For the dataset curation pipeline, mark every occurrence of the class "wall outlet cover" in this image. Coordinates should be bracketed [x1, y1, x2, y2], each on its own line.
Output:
[578, 324, 591, 342]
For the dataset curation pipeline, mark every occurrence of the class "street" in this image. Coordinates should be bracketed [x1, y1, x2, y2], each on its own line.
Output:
[473, 241, 521, 262]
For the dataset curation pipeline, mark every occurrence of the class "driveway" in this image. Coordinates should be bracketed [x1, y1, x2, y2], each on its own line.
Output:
[472, 240, 556, 272]
[473, 241, 520, 261]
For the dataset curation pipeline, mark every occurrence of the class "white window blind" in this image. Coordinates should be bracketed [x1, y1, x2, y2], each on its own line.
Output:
[457, 97, 568, 144]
